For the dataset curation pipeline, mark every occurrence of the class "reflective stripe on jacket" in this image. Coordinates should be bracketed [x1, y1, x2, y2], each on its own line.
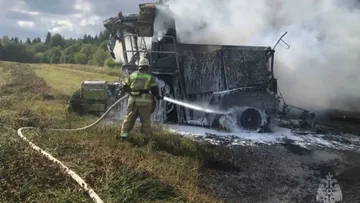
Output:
[125, 71, 157, 105]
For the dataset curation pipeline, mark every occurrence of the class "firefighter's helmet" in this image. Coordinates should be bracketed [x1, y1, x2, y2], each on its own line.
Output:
[138, 58, 150, 70]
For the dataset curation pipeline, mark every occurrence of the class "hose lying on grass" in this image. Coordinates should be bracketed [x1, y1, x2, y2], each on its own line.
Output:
[17, 94, 129, 203]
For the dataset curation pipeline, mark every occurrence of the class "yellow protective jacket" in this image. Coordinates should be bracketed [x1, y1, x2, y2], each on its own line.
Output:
[125, 70, 158, 106]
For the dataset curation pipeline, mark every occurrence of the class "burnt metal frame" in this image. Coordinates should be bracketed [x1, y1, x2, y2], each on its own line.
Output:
[118, 27, 280, 125]
[123, 34, 181, 70]
[121, 33, 190, 109]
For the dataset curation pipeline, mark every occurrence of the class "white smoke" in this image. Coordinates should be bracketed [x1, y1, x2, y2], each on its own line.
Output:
[157, 0, 360, 112]
[113, 40, 125, 64]
[113, 33, 152, 65]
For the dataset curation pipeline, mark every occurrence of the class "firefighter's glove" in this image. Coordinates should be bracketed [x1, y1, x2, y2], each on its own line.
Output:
[156, 95, 163, 100]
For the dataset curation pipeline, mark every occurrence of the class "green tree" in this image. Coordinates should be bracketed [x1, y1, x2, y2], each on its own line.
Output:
[2, 43, 33, 62]
[60, 43, 82, 63]
[33, 52, 43, 63]
[74, 52, 88, 64]
[25, 45, 36, 58]
[41, 50, 51, 63]
[99, 30, 110, 41]
[99, 41, 108, 50]
[64, 38, 78, 48]
[104, 57, 121, 68]
[0, 29, 112, 64]
[49, 34, 65, 48]
[32, 37, 41, 43]
[33, 43, 48, 53]
[49, 47, 62, 63]
[41, 46, 61, 63]
[92, 49, 109, 66]
[45, 32, 51, 44]
[83, 34, 94, 43]
[0, 42, 4, 60]
[2, 36, 10, 46]
[79, 44, 97, 61]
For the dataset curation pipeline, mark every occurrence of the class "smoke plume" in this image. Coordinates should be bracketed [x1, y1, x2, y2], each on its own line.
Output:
[113, 35, 152, 66]
[156, 0, 360, 112]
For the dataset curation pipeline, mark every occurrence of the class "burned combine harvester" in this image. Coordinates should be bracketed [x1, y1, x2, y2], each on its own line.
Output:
[69, 2, 317, 134]
[101, 2, 284, 133]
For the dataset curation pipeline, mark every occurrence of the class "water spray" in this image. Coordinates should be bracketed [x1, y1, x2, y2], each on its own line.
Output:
[163, 96, 225, 114]
[163, 96, 267, 132]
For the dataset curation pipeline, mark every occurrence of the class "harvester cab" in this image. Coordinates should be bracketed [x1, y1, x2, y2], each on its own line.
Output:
[103, 3, 179, 75]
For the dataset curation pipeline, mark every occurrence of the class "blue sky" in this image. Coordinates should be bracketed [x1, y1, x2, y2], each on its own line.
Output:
[0, 0, 156, 40]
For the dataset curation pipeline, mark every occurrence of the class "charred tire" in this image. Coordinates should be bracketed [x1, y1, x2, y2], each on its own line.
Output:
[237, 108, 263, 131]
[218, 107, 267, 132]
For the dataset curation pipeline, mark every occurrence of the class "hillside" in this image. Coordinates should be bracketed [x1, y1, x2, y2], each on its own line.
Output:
[0, 61, 227, 203]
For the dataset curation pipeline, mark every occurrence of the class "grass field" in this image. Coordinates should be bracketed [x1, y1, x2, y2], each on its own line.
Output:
[33, 64, 120, 96]
[0, 61, 230, 203]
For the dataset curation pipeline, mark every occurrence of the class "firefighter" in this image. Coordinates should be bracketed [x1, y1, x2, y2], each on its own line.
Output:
[119, 57, 163, 139]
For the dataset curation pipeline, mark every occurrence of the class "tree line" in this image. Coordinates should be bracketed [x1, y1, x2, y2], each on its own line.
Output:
[0, 30, 120, 68]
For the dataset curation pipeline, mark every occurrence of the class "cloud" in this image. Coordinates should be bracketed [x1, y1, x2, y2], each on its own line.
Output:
[12, 8, 40, 16]
[17, 20, 35, 28]
[74, 0, 93, 12]
[23, 0, 76, 15]
[0, 0, 156, 40]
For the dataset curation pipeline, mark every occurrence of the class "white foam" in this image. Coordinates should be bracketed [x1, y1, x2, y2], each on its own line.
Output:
[166, 124, 360, 152]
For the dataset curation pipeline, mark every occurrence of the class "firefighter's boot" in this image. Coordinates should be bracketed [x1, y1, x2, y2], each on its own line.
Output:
[117, 132, 128, 141]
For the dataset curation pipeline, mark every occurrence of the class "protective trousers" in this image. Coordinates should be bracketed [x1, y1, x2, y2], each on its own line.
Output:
[121, 100, 152, 136]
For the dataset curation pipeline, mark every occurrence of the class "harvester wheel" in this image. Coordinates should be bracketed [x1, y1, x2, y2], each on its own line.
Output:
[238, 108, 263, 131]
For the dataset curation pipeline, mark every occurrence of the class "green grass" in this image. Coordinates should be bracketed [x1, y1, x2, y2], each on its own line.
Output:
[53, 63, 123, 77]
[31, 63, 120, 96]
[0, 61, 230, 203]
[0, 67, 7, 85]
[0, 127, 90, 202]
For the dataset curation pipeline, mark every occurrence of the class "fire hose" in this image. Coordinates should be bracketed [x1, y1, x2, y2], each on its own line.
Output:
[16, 94, 129, 203]
[15, 93, 236, 202]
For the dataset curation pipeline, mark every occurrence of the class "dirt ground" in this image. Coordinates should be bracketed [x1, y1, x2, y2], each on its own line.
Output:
[199, 142, 360, 203]
[166, 110, 360, 203]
